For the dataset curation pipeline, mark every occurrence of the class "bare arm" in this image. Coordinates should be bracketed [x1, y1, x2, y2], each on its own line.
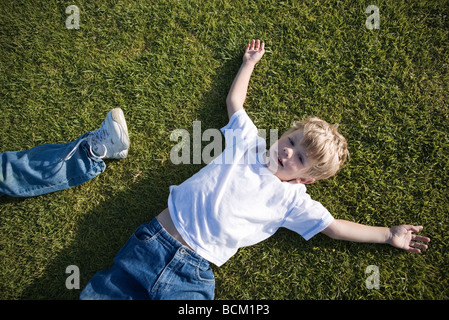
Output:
[322, 219, 430, 253]
[226, 39, 265, 119]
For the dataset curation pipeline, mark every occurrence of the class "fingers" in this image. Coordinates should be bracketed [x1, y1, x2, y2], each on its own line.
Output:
[410, 240, 429, 250]
[245, 42, 251, 52]
[408, 241, 429, 253]
[407, 225, 431, 244]
[247, 39, 264, 52]
[251, 39, 256, 49]
[408, 232, 430, 253]
[406, 225, 424, 233]
[407, 247, 423, 253]
[412, 234, 431, 243]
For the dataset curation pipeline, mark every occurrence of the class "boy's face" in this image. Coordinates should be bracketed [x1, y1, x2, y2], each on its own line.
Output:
[264, 130, 316, 184]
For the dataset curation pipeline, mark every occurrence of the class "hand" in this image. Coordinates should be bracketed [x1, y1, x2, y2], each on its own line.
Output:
[243, 39, 265, 65]
[387, 225, 430, 253]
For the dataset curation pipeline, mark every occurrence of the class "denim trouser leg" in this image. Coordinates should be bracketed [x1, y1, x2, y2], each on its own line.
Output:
[0, 133, 106, 197]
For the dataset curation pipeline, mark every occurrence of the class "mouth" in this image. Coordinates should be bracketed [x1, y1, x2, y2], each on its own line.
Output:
[277, 155, 284, 167]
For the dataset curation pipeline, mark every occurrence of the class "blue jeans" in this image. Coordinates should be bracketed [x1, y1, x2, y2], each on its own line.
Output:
[0, 133, 106, 197]
[80, 218, 215, 300]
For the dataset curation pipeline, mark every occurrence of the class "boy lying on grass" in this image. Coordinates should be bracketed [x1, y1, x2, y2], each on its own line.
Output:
[81, 39, 430, 299]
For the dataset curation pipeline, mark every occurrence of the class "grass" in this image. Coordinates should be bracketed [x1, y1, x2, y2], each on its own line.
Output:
[0, 0, 448, 300]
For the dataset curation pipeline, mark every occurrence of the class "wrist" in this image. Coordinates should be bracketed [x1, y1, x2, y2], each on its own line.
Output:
[242, 60, 257, 68]
[385, 227, 393, 245]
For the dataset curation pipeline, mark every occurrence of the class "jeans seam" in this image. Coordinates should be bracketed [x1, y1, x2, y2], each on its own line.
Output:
[150, 253, 179, 296]
[11, 171, 100, 196]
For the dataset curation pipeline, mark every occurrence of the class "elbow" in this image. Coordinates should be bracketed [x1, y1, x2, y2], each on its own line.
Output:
[226, 95, 240, 108]
[225, 95, 233, 107]
[323, 229, 340, 240]
[226, 98, 243, 118]
[321, 220, 343, 240]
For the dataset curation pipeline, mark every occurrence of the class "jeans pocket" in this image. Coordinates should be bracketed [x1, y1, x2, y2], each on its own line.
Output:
[115, 222, 159, 264]
[114, 221, 162, 280]
[133, 222, 158, 242]
[196, 264, 215, 282]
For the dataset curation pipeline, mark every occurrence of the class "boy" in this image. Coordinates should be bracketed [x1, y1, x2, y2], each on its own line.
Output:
[79, 40, 430, 299]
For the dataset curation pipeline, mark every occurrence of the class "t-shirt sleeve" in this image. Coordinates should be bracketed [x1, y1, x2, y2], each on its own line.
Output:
[220, 109, 259, 143]
[282, 192, 334, 240]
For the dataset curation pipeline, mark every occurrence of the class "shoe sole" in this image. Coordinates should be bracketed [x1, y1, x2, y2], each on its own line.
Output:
[110, 108, 130, 149]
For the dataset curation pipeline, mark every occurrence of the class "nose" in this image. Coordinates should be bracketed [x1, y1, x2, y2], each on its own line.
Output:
[283, 147, 293, 159]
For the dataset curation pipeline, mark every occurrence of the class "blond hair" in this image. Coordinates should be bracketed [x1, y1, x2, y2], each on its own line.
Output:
[286, 117, 349, 180]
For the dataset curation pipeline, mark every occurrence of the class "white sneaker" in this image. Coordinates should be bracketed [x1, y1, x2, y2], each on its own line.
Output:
[64, 108, 130, 160]
[89, 108, 130, 159]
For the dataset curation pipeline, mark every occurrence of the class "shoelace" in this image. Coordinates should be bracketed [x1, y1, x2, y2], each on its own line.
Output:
[64, 129, 108, 161]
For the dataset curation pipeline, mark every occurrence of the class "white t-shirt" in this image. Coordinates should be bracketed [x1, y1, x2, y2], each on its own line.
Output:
[168, 110, 334, 266]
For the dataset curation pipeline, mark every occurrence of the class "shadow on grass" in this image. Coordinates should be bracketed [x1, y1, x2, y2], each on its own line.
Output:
[20, 174, 164, 299]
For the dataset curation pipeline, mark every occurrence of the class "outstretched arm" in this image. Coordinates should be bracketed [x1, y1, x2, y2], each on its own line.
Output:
[321, 219, 430, 253]
[226, 39, 265, 119]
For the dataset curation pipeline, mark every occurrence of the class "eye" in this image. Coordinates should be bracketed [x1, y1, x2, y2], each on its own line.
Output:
[289, 137, 303, 164]
[288, 137, 294, 146]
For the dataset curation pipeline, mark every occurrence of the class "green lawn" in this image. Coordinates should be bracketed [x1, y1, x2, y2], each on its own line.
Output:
[0, 0, 448, 300]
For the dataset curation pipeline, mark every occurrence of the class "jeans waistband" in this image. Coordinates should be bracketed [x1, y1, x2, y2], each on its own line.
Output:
[148, 217, 210, 269]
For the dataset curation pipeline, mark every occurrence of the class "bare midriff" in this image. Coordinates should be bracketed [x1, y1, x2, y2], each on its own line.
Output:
[156, 208, 193, 250]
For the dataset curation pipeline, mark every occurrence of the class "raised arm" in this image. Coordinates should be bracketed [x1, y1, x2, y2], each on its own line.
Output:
[321, 219, 430, 253]
[226, 39, 265, 119]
